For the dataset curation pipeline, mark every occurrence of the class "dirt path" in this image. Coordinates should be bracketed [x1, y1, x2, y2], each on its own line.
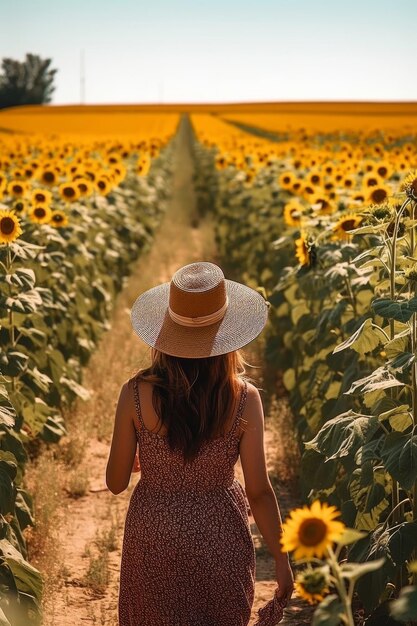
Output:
[27, 117, 312, 625]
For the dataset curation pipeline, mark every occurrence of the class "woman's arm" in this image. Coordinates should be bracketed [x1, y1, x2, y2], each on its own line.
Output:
[106, 381, 138, 494]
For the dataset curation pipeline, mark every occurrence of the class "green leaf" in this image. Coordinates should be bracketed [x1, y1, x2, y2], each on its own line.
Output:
[4, 289, 43, 314]
[378, 405, 413, 432]
[336, 528, 368, 547]
[388, 352, 415, 372]
[0, 538, 43, 602]
[372, 297, 417, 323]
[24, 367, 53, 394]
[0, 386, 16, 428]
[345, 367, 403, 396]
[305, 411, 379, 461]
[381, 432, 417, 490]
[312, 595, 344, 626]
[333, 318, 386, 356]
[21, 398, 53, 437]
[3, 268, 36, 291]
[384, 328, 410, 358]
[390, 586, 417, 621]
[341, 557, 385, 582]
[59, 376, 91, 401]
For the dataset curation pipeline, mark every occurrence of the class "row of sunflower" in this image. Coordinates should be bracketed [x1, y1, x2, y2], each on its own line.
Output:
[190, 113, 417, 623]
[0, 117, 178, 625]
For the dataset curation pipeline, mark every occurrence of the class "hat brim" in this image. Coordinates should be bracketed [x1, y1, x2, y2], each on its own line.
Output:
[130, 279, 269, 358]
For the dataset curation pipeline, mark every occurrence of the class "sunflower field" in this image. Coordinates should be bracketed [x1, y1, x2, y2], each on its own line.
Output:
[190, 111, 417, 621]
[0, 109, 178, 624]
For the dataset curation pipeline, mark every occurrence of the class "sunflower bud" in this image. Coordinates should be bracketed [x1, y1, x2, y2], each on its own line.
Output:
[295, 565, 331, 605]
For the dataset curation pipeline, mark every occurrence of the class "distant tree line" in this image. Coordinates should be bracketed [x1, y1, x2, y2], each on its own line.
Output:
[0, 53, 57, 109]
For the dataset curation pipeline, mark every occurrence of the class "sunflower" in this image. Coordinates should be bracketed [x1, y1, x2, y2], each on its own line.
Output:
[12, 200, 28, 215]
[95, 177, 112, 195]
[38, 167, 58, 186]
[10, 168, 25, 179]
[75, 178, 94, 197]
[278, 171, 296, 190]
[294, 565, 331, 605]
[280, 500, 346, 560]
[7, 180, 29, 198]
[295, 235, 309, 266]
[332, 214, 363, 241]
[59, 182, 80, 203]
[31, 188, 52, 206]
[291, 179, 303, 194]
[401, 170, 417, 200]
[375, 161, 392, 179]
[362, 172, 383, 189]
[367, 184, 390, 205]
[0, 208, 23, 244]
[307, 170, 322, 187]
[342, 174, 355, 189]
[28, 205, 53, 224]
[301, 182, 316, 198]
[50, 210, 69, 228]
[310, 191, 335, 215]
[284, 200, 304, 227]
[243, 169, 257, 188]
[137, 156, 151, 176]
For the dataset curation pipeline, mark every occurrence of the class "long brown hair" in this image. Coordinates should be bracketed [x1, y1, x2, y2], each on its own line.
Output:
[133, 348, 251, 464]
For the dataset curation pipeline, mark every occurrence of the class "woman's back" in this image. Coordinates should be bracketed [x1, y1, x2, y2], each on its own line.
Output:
[118, 375, 256, 626]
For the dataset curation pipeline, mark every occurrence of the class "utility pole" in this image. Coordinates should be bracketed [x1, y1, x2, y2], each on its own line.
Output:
[80, 49, 86, 104]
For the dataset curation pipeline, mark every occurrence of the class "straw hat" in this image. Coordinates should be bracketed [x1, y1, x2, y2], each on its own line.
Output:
[130, 261, 270, 358]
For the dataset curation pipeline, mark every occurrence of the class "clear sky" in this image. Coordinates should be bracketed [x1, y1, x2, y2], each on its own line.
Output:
[1, 0, 417, 104]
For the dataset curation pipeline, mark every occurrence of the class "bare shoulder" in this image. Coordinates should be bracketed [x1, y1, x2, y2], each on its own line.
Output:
[240, 381, 264, 433]
[119, 378, 136, 413]
[239, 381, 270, 499]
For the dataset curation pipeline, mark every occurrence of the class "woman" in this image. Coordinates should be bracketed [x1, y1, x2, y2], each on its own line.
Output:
[106, 261, 294, 626]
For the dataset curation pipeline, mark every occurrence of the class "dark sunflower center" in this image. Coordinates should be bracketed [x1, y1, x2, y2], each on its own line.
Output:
[34, 207, 46, 218]
[35, 193, 46, 202]
[43, 171, 55, 183]
[302, 571, 328, 595]
[371, 188, 388, 203]
[298, 518, 327, 546]
[1, 216, 15, 235]
[367, 177, 378, 187]
[345, 179, 353, 187]
[311, 175, 320, 184]
[378, 166, 388, 177]
[98, 181, 106, 190]
[53, 214, 64, 223]
[317, 199, 328, 209]
[13, 185, 23, 194]
[342, 219, 356, 231]
[14, 202, 24, 212]
[283, 176, 291, 184]
[78, 183, 87, 193]
[63, 187, 75, 198]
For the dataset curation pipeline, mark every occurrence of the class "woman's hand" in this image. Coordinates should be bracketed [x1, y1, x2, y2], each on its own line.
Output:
[275, 556, 294, 604]
[132, 447, 141, 473]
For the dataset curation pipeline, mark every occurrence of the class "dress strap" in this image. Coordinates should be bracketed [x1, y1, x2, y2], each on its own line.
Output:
[132, 376, 145, 431]
[229, 380, 248, 438]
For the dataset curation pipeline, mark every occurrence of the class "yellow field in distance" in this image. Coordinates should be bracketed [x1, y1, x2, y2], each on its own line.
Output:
[0, 102, 416, 136]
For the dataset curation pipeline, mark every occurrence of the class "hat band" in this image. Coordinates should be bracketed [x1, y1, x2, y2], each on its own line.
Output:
[168, 296, 229, 327]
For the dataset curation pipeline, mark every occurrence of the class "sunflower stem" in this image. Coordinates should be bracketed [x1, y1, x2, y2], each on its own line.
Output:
[6, 244, 15, 392]
[327, 546, 355, 626]
[388, 197, 410, 525]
